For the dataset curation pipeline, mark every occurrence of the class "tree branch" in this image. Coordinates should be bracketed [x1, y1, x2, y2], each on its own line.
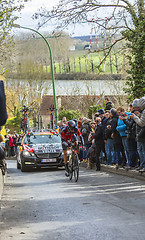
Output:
[95, 36, 126, 70]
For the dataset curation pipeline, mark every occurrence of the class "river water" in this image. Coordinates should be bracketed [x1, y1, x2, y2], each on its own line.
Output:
[6, 79, 126, 96]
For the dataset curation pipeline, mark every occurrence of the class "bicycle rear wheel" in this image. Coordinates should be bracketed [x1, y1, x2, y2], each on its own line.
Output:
[74, 154, 79, 182]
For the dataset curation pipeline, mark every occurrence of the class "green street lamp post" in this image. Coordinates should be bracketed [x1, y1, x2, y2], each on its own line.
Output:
[14, 25, 58, 125]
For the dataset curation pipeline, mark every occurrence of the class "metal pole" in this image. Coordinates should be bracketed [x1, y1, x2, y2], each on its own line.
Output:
[14, 25, 58, 124]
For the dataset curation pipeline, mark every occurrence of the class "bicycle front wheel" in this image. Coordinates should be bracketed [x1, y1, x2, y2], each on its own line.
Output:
[68, 156, 73, 180]
[74, 154, 79, 182]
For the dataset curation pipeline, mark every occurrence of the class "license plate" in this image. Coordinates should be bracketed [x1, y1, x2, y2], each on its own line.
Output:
[41, 159, 57, 163]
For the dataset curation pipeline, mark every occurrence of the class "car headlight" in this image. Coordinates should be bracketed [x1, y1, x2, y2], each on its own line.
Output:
[23, 150, 35, 157]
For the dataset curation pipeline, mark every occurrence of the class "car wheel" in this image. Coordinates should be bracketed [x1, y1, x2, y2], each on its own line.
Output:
[17, 160, 21, 169]
[21, 161, 28, 172]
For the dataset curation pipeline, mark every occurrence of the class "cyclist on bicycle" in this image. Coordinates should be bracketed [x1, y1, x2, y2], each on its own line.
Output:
[61, 120, 85, 176]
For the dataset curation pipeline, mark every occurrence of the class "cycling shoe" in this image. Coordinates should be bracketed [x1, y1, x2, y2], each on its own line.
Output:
[65, 171, 69, 177]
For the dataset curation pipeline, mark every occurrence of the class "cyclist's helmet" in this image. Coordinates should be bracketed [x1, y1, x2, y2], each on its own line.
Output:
[67, 120, 76, 131]
[72, 119, 77, 126]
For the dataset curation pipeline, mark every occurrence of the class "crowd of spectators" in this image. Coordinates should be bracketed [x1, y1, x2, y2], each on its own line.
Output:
[58, 96, 145, 172]
[3, 95, 145, 173]
[4, 132, 24, 157]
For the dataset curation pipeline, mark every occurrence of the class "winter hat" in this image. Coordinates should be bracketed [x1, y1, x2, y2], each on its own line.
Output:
[98, 109, 105, 115]
[139, 96, 145, 110]
[132, 98, 140, 108]
[110, 108, 117, 116]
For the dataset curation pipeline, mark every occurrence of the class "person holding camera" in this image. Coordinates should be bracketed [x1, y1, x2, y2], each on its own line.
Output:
[116, 107, 131, 167]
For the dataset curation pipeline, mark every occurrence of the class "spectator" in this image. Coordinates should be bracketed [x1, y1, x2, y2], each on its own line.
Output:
[87, 142, 96, 169]
[88, 121, 96, 144]
[91, 117, 103, 171]
[116, 106, 131, 165]
[12, 131, 17, 155]
[121, 102, 137, 168]
[132, 96, 145, 127]
[94, 112, 99, 121]
[57, 120, 64, 134]
[5, 135, 10, 157]
[132, 98, 145, 172]
[81, 117, 92, 162]
[110, 108, 126, 166]
[62, 116, 67, 125]
[97, 109, 107, 163]
[77, 120, 82, 130]
[104, 111, 115, 165]
[9, 135, 15, 157]
[104, 97, 114, 111]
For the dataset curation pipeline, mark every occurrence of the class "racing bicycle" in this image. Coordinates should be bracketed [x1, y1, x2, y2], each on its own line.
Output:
[67, 141, 79, 182]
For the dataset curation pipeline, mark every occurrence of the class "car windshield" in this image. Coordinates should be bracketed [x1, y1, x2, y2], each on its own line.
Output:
[24, 134, 61, 145]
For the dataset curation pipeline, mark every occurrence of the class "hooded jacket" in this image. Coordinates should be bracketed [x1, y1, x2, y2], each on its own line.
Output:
[81, 118, 91, 145]
[123, 118, 136, 139]
[105, 101, 113, 111]
[134, 97, 145, 127]
[92, 123, 104, 145]
[116, 112, 131, 137]
[110, 112, 122, 144]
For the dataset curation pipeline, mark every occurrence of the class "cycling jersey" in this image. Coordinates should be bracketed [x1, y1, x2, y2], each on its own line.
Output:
[61, 126, 84, 146]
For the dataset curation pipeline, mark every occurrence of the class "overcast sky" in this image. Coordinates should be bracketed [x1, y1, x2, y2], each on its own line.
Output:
[15, 0, 91, 36]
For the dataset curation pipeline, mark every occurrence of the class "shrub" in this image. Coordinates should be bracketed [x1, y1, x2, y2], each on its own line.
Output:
[58, 109, 81, 121]
[87, 105, 102, 119]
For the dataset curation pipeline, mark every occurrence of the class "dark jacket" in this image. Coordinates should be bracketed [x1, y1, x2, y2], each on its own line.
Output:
[81, 122, 91, 145]
[105, 101, 113, 111]
[87, 143, 96, 159]
[101, 116, 107, 140]
[105, 118, 112, 139]
[110, 113, 122, 144]
[92, 123, 104, 145]
[123, 118, 136, 139]
[136, 125, 145, 143]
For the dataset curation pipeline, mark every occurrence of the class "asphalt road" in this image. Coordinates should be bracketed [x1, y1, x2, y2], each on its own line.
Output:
[1, 160, 145, 240]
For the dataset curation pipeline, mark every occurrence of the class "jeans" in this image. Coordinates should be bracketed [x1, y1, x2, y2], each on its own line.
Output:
[99, 143, 107, 163]
[83, 143, 91, 159]
[114, 142, 126, 165]
[105, 139, 115, 165]
[96, 144, 102, 170]
[137, 142, 145, 168]
[127, 138, 137, 167]
[79, 147, 84, 161]
[121, 136, 129, 161]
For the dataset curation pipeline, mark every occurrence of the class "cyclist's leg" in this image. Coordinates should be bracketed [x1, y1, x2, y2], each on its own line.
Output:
[62, 142, 69, 175]
[63, 150, 68, 165]
[73, 152, 79, 181]
[63, 150, 69, 176]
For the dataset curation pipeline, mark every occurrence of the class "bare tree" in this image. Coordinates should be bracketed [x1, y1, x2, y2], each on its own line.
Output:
[34, 0, 145, 98]
[0, 0, 28, 74]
